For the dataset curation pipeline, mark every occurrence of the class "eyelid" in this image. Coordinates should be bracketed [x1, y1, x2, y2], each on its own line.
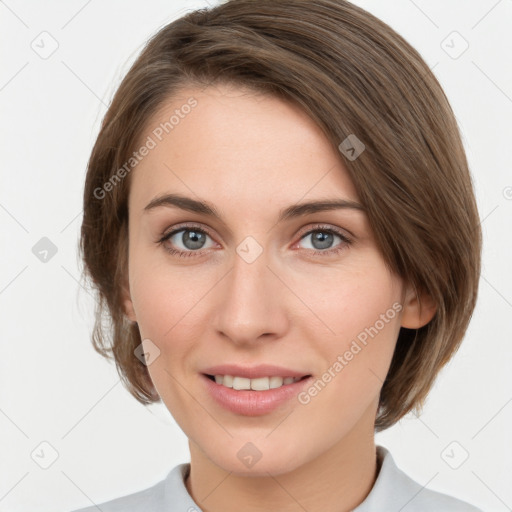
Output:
[294, 223, 353, 244]
[160, 222, 217, 242]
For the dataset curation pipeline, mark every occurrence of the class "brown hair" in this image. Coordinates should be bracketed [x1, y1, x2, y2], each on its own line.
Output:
[79, 0, 481, 431]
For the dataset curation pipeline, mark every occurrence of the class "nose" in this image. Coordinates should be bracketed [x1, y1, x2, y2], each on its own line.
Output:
[211, 246, 290, 346]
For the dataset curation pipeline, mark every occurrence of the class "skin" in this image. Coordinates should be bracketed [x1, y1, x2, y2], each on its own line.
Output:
[122, 83, 436, 512]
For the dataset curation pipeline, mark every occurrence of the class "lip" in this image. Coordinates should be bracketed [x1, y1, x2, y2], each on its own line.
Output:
[201, 364, 310, 379]
[201, 373, 313, 416]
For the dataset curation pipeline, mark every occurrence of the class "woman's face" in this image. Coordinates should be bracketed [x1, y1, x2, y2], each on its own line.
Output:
[124, 83, 412, 475]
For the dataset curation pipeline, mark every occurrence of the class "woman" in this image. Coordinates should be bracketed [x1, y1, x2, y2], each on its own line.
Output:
[73, 0, 482, 510]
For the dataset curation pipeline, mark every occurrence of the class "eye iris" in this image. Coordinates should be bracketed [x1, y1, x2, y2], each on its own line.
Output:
[183, 230, 206, 250]
[312, 231, 333, 250]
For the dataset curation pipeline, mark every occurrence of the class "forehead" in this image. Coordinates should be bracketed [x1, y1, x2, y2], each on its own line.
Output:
[128, 83, 360, 215]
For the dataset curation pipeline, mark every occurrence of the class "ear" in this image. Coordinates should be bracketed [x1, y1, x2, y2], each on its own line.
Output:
[121, 280, 137, 323]
[117, 221, 137, 322]
[400, 283, 437, 329]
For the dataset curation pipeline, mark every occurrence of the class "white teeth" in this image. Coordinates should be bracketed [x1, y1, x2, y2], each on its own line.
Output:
[250, 377, 269, 390]
[269, 376, 283, 389]
[211, 375, 303, 390]
[233, 377, 251, 390]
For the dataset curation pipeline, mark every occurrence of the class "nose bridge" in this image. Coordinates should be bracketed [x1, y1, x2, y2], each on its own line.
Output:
[212, 240, 288, 344]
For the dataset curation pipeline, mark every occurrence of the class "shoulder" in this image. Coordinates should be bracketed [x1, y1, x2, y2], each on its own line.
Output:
[354, 445, 483, 512]
[68, 464, 189, 512]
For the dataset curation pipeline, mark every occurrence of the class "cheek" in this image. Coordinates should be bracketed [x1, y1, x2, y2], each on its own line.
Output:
[294, 260, 402, 400]
[290, 256, 401, 346]
[129, 252, 217, 341]
[128, 261, 215, 407]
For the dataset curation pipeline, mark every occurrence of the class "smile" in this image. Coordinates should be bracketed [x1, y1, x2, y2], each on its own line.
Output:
[206, 374, 308, 390]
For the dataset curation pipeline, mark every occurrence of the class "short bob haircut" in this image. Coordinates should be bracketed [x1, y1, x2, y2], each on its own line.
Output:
[80, 0, 481, 431]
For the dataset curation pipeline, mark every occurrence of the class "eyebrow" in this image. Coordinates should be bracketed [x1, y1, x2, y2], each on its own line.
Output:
[144, 193, 366, 222]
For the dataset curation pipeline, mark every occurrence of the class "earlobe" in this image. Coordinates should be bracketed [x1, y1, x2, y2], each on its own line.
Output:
[400, 284, 437, 329]
[121, 282, 137, 323]
[124, 297, 137, 323]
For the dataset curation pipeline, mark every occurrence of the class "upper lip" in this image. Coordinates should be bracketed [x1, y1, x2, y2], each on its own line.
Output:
[201, 364, 311, 379]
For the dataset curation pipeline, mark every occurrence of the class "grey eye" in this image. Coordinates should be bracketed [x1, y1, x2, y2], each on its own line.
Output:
[299, 230, 341, 250]
[170, 229, 214, 251]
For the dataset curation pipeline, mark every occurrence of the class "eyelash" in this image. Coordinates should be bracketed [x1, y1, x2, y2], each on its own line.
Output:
[157, 223, 353, 258]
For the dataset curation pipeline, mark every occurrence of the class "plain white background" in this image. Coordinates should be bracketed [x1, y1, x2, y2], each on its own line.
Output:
[0, 1, 511, 511]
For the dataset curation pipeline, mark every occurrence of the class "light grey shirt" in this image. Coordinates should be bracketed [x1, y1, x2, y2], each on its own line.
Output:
[70, 445, 482, 511]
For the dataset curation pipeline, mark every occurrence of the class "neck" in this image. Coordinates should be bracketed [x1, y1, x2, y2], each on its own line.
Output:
[185, 405, 379, 512]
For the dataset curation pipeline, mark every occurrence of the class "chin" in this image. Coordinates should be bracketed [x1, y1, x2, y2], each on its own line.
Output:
[197, 436, 315, 477]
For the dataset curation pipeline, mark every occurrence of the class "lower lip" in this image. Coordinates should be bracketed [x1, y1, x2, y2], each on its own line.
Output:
[201, 374, 312, 416]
